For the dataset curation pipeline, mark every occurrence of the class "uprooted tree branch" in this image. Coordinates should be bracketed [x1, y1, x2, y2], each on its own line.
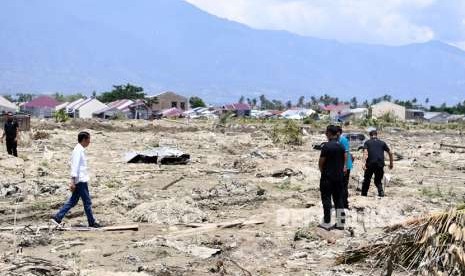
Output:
[337, 206, 465, 275]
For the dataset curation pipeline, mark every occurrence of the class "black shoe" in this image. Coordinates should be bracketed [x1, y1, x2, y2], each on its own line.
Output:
[378, 191, 385, 197]
[50, 217, 62, 226]
[332, 224, 345, 231]
[318, 223, 332, 231]
[89, 222, 103, 228]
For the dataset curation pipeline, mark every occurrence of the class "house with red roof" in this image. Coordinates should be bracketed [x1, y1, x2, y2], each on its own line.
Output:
[21, 95, 60, 118]
[321, 104, 350, 120]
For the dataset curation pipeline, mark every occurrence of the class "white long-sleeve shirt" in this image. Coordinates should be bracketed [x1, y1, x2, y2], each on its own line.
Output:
[70, 143, 89, 183]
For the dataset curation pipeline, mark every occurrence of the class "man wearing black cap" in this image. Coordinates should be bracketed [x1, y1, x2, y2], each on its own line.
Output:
[318, 125, 347, 230]
[1, 112, 19, 157]
[361, 129, 393, 197]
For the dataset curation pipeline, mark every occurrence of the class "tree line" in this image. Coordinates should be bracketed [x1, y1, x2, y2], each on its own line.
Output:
[236, 93, 465, 114]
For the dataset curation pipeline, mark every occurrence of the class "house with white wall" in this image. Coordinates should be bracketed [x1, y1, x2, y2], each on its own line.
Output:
[371, 101, 406, 121]
[71, 98, 107, 119]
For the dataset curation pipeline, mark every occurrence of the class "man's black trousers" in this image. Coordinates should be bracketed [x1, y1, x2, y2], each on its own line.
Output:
[320, 176, 345, 225]
[362, 164, 384, 196]
[6, 139, 17, 157]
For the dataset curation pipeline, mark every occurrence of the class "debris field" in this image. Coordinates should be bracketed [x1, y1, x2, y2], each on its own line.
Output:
[0, 119, 464, 275]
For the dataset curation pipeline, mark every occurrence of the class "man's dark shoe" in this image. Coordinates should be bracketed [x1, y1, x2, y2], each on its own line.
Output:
[50, 217, 62, 226]
[89, 222, 103, 228]
[378, 191, 385, 197]
[318, 223, 332, 231]
[332, 224, 345, 231]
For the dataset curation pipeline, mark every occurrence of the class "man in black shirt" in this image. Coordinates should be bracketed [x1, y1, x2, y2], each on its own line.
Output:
[361, 129, 393, 197]
[318, 125, 347, 230]
[1, 112, 19, 157]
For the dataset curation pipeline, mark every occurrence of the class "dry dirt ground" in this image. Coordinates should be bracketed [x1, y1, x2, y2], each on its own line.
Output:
[0, 119, 464, 275]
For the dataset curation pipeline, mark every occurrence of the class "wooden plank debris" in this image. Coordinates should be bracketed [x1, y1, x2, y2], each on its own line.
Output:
[171, 219, 264, 237]
[63, 224, 139, 232]
[198, 169, 241, 174]
[440, 143, 465, 149]
[101, 224, 139, 232]
[162, 176, 185, 190]
[0, 224, 139, 232]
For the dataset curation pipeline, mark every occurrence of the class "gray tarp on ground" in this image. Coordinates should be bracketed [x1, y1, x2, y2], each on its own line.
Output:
[124, 147, 190, 165]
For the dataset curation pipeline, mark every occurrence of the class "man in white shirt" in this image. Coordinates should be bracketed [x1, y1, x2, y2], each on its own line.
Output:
[52, 131, 101, 228]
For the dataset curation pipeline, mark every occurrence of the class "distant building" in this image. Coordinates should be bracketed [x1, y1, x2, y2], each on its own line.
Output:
[65, 98, 86, 116]
[322, 104, 350, 120]
[0, 96, 18, 113]
[424, 112, 450, 123]
[222, 103, 251, 117]
[21, 95, 60, 118]
[161, 108, 184, 118]
[129, 99, 151, 120]
[349, 108, 368, 121]
[147, 91, 188, 112]
[280, 109, 315, 120]
[337, 108, 368, 122]
[0, 113, 31, 131]
[54, 102, 69, 112]
[371, 101, 406, 121]
[93, 99, 134, 119]
[406, 109, 425, 121]
[447, 114, 465, 122]
[70, 98, 107, 119]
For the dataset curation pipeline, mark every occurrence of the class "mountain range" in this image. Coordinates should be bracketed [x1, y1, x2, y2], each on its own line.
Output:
[1, 0, 465, 104]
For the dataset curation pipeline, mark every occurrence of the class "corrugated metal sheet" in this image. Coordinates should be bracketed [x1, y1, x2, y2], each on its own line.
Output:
[24, 96, 59, 108]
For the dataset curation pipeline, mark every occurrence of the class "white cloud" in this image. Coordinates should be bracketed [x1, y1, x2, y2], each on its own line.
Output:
[185, 0, 465, 47]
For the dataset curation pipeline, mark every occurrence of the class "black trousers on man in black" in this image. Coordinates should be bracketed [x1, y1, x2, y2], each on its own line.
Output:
[343, 170, 350, 209]
[362, 164, 384, 196]
[6, 139, 17, 157]
[320, 176, 345, 226]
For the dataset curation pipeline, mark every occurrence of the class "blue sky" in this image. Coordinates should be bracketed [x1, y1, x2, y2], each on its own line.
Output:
[185, 0, 465, 49]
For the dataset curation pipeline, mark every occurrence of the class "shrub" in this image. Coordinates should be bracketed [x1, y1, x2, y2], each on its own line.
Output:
[271, 120, 303, 145]
[218, 111, 234, 126]
[53, 109, 68, 123]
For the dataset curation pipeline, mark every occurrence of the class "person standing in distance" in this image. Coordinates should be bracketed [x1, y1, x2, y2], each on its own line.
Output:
[1, 112, 19, 157]
[318, 125, 347, 230]
[52, 131, 101, 228]
[361, 129, 393, 197]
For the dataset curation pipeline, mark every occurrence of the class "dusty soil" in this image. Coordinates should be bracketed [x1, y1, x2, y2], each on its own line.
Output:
[0, 118, 464, 275]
